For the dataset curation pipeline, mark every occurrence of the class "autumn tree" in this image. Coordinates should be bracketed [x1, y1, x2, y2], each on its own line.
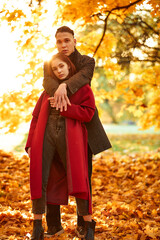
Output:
[54, 0, 160, 130]
[77, 9, 160, 125]
[0, 0, 56, 132]
[0, 0, 159, 132]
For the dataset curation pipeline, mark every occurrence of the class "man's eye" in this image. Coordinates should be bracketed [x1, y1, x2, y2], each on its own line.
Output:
[65, 39, 70, 42]
[57, 40, 61, 44]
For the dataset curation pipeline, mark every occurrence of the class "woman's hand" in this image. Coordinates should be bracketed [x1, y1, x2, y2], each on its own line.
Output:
[53, 83, 71, 112]
[27, 147, 31, 158]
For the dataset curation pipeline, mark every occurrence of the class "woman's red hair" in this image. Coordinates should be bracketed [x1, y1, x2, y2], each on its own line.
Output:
[48, 53, 76, 80]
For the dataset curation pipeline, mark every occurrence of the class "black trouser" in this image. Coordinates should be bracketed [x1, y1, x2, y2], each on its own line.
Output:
[46, 145, 93, 227]
[32, 114, 89, 216]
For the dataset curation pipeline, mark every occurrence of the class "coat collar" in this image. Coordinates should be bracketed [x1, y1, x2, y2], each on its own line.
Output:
[69, 48, 82, 69]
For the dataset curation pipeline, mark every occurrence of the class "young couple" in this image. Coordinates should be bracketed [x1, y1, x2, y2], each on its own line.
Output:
[25, 26, 111, 240]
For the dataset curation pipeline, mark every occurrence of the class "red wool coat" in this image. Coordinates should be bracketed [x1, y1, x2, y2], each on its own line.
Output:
[25, 84, 95, 214]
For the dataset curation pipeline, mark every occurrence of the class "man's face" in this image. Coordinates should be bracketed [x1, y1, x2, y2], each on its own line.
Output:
[56, 32, 76, 56]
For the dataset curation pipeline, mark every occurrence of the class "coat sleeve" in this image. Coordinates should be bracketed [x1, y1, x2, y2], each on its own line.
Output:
[43, 56, 95, 96]
[64, 56, 95, 95]
[60, 85, 95, 122]
[25, 92, 45, 152]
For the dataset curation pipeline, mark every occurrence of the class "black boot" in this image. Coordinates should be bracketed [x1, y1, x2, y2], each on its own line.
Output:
[82, 220, 96, 240]
[31, 219, 44, 240]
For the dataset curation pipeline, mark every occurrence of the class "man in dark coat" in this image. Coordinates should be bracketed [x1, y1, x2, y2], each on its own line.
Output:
[43, 26, 111, 238]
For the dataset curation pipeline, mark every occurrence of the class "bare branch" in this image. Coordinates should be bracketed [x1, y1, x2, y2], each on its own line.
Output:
[122, 25, 160, 51]
[114, 56, 160, 63]
[29, 0, 32, 7]
[136, 15, 159, 35]
[93, 0, 143, 56]
[110, 0, 142, 12]
[29, 0, 42, 7]
[93, 12, 111, 57]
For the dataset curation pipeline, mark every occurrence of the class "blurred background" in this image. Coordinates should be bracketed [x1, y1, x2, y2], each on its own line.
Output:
[0, 1, 160, 239]
[0, 0, 160, 154]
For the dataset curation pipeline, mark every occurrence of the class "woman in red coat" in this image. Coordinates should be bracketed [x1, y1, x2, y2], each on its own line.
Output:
[25, 53, 96, 239]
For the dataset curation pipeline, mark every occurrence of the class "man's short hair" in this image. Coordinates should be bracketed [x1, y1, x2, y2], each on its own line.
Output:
[55, 26, 74, 37]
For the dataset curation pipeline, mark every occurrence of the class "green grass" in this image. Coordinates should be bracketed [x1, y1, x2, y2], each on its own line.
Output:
[108, 134, 160, 153]
[14, 133, 28, 152]
[14, 132, 160, 154]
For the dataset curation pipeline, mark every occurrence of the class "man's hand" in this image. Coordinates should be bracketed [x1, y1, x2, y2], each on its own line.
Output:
[51, 83, 71, 112]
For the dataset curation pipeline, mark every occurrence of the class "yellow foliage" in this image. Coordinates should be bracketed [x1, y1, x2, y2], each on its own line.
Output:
[104, 61, 160, 130]
[0, 88, 41, 133]
[55, 0, 153, 26]
[148, 0, 160, 17]
[0, 0, 160, 132]
[77, 31, 102, 54]
[97, 33, 117, 58]
[78, 31, 117, 58]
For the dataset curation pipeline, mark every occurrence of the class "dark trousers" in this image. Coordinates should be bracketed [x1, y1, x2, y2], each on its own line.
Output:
[32, 114, 89, 217]
[46, 145, 93, 227]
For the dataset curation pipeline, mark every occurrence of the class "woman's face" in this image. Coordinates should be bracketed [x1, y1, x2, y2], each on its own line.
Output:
[51, 58, 70, 80]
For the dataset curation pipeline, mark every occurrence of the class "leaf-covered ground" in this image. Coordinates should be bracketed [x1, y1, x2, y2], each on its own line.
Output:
[0, 148, 160, 239]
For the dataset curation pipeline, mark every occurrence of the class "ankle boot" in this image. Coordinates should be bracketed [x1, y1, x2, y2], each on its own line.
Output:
[83, 220, 96, 240]
[31, 219, 44, 240]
